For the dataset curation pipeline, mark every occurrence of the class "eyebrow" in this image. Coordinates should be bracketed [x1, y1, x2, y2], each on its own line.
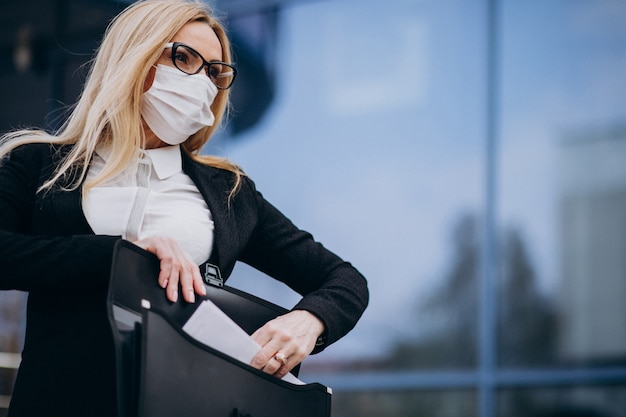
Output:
[164, 42, 220, 62]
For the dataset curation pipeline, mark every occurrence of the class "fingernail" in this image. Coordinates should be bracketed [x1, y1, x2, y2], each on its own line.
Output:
[188, 290, 195, 303]
[161, 279, 168, 289]
[172, 290, 178, 303]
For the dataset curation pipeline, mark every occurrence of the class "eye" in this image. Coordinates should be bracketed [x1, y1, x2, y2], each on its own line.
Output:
[174, 49, 192, 66]
[172, 45, 201, 73]
[208, 64, 222, 80]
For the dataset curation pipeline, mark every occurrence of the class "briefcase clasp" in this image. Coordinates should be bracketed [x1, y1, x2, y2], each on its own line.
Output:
[203, 263, 224, 287]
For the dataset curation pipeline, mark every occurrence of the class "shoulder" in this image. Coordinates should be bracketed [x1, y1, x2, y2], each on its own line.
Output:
[181, 152, 243, 178]
[1, 144, 50, 179]
[4, 142, 69, 167]
[181, 151, 258, 197]
[1, 143, 75, 195]
[4, 142, 48, 160]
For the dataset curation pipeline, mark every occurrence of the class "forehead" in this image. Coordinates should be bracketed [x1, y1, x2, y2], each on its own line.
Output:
[170, 21, 222, 61]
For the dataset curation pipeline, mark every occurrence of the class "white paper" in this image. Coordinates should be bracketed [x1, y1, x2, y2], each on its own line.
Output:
[182, 299, 304, 385]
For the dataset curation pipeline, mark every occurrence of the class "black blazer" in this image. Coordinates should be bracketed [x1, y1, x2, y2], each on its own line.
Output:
[0, 143, 368, 417]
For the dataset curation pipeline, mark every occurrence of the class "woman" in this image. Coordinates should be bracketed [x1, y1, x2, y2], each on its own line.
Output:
[0, 0, 369, 415]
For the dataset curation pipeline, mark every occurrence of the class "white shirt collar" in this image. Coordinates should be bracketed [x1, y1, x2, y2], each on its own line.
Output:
[95, 144, 183, 180]
[143, 145, 182, 180]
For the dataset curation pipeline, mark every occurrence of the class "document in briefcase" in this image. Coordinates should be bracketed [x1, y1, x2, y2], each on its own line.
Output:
[107, 240, 331, 417]
[138, 308, 331, 417]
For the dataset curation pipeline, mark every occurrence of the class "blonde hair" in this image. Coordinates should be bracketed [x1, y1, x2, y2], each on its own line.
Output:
[0, 0, 244, 196]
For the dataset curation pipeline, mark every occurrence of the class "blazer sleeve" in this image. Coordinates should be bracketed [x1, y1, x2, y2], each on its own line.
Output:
[237, 178, 369, 352]
[0, 144, 120, 292]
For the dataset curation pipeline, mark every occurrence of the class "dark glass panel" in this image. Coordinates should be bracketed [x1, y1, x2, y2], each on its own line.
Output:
[498, 386, 626, 417]
[333, 389, 476, 417]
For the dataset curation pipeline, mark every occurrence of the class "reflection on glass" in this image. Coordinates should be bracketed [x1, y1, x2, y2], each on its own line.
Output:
[557, 127, 626, 366]
[333, 389, 476, 417]
[497, 224, 559, 367]
[497, 386, 626, 417]
[377, 214, 481, 370]
[225, 0, 485, 373]
[498, 0, 626, 368]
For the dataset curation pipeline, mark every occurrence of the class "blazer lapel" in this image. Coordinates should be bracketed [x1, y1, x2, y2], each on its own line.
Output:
[181, 152, 240, 274]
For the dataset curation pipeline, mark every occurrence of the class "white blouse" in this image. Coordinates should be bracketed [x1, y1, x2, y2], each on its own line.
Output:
[82, 145, 214, 265]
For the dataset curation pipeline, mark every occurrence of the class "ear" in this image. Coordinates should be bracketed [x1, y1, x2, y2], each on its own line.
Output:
[143, 66, 156, 92]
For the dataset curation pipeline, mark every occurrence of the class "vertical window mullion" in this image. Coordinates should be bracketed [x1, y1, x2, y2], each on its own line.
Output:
[480, 0, 501, 416]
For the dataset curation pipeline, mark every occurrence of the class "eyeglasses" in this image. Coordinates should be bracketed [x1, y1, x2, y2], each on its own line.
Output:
[164, 42, 237, 90]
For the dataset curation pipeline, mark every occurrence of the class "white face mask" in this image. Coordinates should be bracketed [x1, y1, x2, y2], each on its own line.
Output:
[141, 64, 218, 146]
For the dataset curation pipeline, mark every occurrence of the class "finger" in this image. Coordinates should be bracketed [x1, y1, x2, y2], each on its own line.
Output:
[165, 269, 179, 303]
[173, 248, 203, 303]
[272, 352, 291, 378]
[250, 327, 272, 348]
[251, 332, 284, 368]
[249, 347, 271, 370]
[179, 264, 196, 303]
[193, 267, 206, 297]
[161, 253, 181, 303]
[252, 341, 297, 376]
[163, 239, 199, 303]
[261, 354, 284, 375]
[162, 263, 177, 301]
[250, 322, 288, 369]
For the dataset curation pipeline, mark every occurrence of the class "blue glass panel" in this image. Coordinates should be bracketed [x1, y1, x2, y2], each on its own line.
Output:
[223, 0, 486, 370]
[498, 0, 626, 367]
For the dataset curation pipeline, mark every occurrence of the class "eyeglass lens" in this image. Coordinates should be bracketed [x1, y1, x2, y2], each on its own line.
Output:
[172, 44, 235, 89]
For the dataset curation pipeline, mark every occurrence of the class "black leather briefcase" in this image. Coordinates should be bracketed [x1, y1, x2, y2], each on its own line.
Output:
[107, 240, 331, 417]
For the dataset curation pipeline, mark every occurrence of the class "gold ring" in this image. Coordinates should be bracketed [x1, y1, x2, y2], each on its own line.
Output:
[274, 352, 288, 366]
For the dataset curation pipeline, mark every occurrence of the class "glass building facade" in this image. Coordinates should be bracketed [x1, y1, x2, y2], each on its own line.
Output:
[1, 0, 626, 416]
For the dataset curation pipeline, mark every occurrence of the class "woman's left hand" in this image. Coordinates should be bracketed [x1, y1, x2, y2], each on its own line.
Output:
[250, 310, 325, 378]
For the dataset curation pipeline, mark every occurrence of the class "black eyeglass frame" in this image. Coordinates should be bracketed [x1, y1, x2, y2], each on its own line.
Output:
[164, 41, 237, 90]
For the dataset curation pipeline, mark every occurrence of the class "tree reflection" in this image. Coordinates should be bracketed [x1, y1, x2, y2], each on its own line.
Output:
[329, 212, 559, 372]
[386, 212, 558, 370]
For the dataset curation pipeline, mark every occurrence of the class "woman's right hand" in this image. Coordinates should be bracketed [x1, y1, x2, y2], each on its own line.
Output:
[132, 236, 206, 303]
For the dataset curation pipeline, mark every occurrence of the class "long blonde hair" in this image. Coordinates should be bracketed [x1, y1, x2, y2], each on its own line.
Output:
[0, 0, 243, 195]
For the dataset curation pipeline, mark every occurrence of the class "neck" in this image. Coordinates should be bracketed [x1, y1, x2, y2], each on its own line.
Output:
[142, 121, 168, 149]
[144, 135, 169, 149]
